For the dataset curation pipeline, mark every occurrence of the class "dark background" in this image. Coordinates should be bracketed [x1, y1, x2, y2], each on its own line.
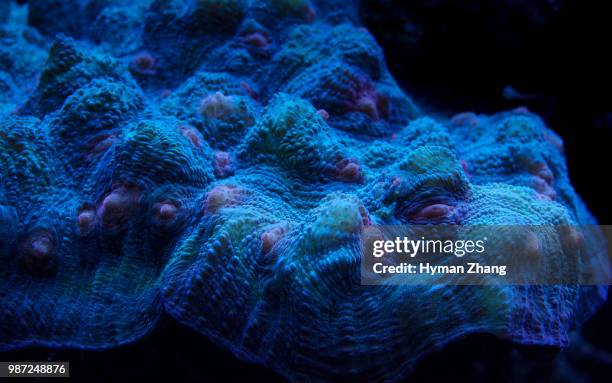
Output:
[2, 0, 611, 381]
[361, 0, 612, 226]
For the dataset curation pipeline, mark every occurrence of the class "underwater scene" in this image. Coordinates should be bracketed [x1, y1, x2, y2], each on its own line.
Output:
[0, 0, 611, 382]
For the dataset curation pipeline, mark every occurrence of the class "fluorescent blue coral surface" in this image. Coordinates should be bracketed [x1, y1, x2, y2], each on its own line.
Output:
[0, 1, 607, 382]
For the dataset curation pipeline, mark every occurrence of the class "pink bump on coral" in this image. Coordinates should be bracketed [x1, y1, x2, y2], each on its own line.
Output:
[214, 151, 234, 178]
[155, 201, 178, 222]
[561, 226, 584, 252]
[356, 93, 379, 121]
[261, 225, 286, 255]
[358, 205, 371, 226]
[513, 106, 531, 114]
[199, 92, 235, 120]
[336, 158, 362, 183]
[451, 112, 479, 127]
[524, 231, 542, 261]
[179, 125, 203, 149]
[129, 51, 157, 76]
[316, 109, 329, 121]
[97, 185, 142, 229]
[530, 162, 554, 185]
[85, 133, 116, 159]
[203, 185, 241, 214]
[18, 230, 56, 276]
[77, 207, 96, 236]
[354, 84, 389, 121]
[242, 32, 270, 48]
[391, 176, 402, 188]
[532, 176, 556, 201]
[460, 159, 470, 179]
[412, 204, 454, 220]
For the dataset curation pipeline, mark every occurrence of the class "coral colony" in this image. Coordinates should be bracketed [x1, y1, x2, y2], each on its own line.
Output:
[0, 1, 607, 382]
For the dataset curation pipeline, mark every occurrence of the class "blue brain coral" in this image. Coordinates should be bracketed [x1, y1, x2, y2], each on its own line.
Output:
[0, 0, 607, 382]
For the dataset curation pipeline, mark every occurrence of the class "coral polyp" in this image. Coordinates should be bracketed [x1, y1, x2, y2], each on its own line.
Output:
[0, 1, 607, 382]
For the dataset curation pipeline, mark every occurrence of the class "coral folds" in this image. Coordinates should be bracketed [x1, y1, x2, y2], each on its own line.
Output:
[0, 1, 607, 382]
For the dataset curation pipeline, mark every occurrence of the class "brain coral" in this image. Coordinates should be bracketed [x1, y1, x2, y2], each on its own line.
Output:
[0, 0, 607, 382]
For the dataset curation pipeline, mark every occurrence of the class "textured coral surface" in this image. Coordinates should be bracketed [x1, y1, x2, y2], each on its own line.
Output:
[0, 1, 607, 382]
